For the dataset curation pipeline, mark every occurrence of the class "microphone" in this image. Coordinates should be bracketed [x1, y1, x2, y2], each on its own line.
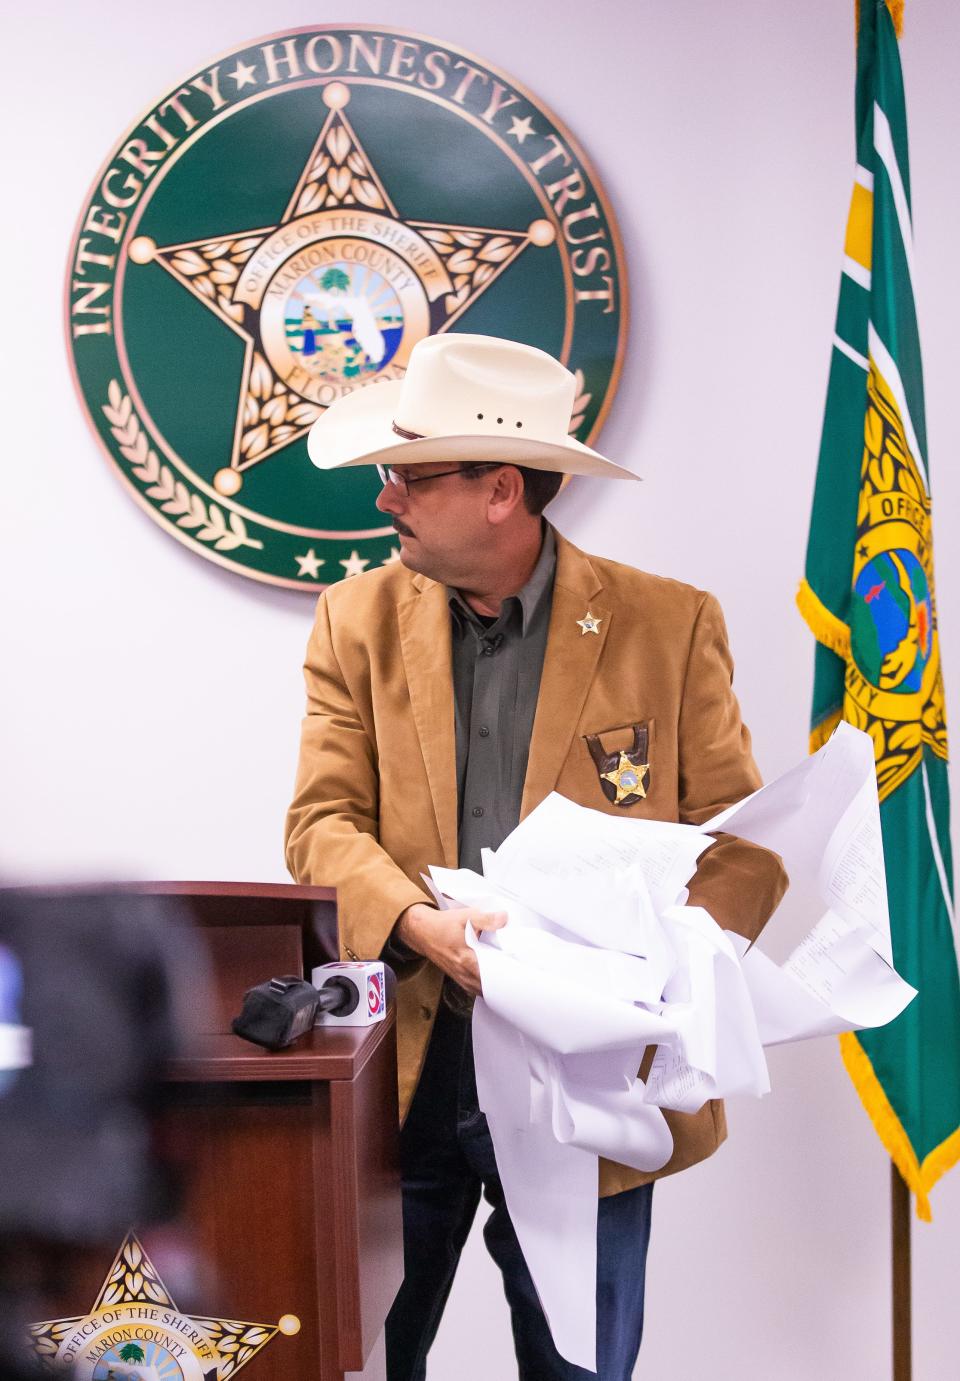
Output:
[231, 976, 320, 1051]
[231, 961, 386, 1050]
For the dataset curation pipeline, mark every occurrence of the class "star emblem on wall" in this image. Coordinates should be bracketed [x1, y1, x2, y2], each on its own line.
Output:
[339, 549, 371, 577]
[508, 115, 536, 144]
[127, 81, 556, 499]
[294, 548, 326, 579]
[228, 60, 258, 89]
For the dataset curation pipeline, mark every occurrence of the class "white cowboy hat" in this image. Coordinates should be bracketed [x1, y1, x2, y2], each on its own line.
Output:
[306, 333, 638, 481]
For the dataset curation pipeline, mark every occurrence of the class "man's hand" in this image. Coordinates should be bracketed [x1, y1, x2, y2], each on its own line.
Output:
[395, 902, 507, 997]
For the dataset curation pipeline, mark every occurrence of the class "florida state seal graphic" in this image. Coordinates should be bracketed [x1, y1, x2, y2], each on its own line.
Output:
[66, 27, 628, 589]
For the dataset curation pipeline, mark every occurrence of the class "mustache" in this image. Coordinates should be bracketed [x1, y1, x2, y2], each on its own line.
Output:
[393, 520, 415, 537]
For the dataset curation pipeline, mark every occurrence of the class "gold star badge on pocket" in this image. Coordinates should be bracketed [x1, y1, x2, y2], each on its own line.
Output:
[601, 751, 650, 803]
[583, 724, 651, 807]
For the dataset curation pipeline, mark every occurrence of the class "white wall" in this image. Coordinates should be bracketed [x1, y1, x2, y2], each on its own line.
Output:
[3, 2, 958, 1377]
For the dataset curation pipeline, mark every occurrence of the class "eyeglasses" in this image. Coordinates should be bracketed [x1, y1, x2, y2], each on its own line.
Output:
[376, 463, 498, 497]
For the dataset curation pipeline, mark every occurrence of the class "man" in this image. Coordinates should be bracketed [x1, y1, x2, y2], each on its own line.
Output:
[285, 334, 787, 1380]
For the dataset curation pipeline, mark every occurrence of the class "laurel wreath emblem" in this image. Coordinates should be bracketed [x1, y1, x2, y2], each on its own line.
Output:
[569, 369, 592, 437]
[102, 381, 264, 552]
[198, 1318, 277, 1378]
[101, 1234, 172, 1307]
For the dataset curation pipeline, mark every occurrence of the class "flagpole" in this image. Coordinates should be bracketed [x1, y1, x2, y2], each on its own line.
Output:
[891, 1165, 911, 1380]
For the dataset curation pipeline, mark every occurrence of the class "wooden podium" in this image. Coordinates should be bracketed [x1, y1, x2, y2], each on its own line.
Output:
[155, 881, 403, 1381]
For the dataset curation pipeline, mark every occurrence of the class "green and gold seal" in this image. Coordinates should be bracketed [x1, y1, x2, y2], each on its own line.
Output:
[844, 358, 948, 798]
[66, 27, 628, 588]
[31, 1232, 299, 1379]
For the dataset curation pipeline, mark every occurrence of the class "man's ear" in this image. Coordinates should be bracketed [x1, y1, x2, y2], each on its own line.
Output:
[486, 465, 527, 526]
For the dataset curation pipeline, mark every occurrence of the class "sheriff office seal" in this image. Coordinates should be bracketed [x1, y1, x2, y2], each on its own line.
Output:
[66, 27, 628, 589]
[844, 357, 948, 799]
[31, 1233, 300, 1379]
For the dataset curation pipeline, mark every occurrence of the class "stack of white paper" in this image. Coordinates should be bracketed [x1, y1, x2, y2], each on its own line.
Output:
[425, 722, 915, 1372]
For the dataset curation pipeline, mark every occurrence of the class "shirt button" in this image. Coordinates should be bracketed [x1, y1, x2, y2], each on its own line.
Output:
[472, 806, 484, 818]
[481, 643, 495, 656]
[478, 726, 490, 738]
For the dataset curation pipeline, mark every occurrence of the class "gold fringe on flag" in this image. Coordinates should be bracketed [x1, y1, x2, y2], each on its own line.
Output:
[921, 1121, 960, 1202]
[795, 578, 851, 658]
[839, 1032, 960, 1220]
[856, 0, 905, 39]
[809, 711, 842, 754]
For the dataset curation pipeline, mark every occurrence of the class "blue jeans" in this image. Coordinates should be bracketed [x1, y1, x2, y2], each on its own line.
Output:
[385, 999, 653, 1380]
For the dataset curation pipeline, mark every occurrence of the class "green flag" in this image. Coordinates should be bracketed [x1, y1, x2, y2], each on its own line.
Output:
[798, 0, 958, 1220]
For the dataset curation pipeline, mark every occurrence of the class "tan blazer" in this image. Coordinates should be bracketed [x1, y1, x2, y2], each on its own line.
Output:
[285, 529, 787, 1195]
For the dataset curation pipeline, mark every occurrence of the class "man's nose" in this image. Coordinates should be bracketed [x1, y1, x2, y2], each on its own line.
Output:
[376, 481, 403, 514]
